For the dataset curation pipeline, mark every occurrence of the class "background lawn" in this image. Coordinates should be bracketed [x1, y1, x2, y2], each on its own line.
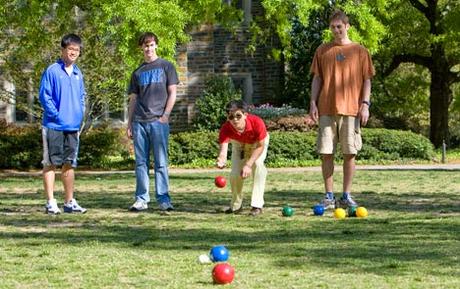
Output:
[0, 169, 459, 289]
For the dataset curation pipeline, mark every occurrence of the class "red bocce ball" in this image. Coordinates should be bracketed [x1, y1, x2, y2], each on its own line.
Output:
[214, 176, 227, 188]
[212, 263, 235, 284]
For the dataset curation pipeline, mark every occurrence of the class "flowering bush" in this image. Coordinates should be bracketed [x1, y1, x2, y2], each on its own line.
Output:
[265, 116, 313, 132]
[249, 103, 307, 120]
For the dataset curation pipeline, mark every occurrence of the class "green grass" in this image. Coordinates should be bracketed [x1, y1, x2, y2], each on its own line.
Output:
[1, 170, 459, 289]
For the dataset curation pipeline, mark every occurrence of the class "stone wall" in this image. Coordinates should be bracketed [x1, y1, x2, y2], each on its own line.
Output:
[172, 24, 283, 131]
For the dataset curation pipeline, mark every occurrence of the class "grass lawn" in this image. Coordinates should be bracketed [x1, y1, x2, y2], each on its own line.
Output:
[0, 169, 459, 289]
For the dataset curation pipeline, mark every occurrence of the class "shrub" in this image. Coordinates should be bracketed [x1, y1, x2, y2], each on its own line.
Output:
[0, 122, 133, 170]
[362, 128, 435, 160]
[266, 131, 317, 164]
[79, 124, 131, 169]
[169, 130, 318, 168]
[0, 120, 42, 169]
[193, 76, 242, 131]
[249, 103, 307, 120]
[265, 115, 312, 132]
[0, 123, 436, 169]
[169, 131, 219, 165]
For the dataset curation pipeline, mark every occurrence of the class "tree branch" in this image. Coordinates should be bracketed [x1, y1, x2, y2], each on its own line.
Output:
[449, 71, 460, 84]
[408, 0, 428, 16]
[382, 54, 432, 77]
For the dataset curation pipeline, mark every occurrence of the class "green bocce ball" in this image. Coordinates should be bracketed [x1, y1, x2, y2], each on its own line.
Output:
[348, 206, 357, 217]
[282, 206, 294, 217]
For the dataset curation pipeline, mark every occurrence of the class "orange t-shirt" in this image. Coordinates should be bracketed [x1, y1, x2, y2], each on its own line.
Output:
[310, 42, 375, 116]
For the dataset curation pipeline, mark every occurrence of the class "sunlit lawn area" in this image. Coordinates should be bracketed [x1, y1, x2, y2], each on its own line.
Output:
[0, 169, 459, 288]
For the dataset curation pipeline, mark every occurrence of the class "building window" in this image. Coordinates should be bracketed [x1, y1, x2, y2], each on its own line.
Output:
[223, 0, 251, 25]
[88, 98, 127, 126]
[229, 73, 253, 103]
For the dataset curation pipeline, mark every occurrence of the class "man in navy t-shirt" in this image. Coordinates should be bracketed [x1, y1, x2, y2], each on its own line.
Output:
[126, 32, 179, 213]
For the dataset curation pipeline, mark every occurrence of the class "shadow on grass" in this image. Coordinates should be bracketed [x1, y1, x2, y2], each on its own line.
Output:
[0, 214, 458, 277]
[1, 173, 459, 278]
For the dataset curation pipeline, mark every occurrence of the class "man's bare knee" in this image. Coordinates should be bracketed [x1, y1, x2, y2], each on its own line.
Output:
[61, 164, 74, 177]
[43, 165, 56, 173]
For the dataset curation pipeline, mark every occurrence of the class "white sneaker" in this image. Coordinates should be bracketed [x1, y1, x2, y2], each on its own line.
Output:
[317, 197, 336, 210]
[129, 200, 148, 212]
[45, 199, 61, 215]
[337, 196, 358, 209]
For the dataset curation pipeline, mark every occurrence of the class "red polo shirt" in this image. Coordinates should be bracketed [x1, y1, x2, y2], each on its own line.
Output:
[219, 114, 267, 144]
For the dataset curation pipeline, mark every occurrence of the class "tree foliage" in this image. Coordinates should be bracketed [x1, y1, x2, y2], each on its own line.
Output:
[1, 0, 459, 147]
[253, 0, 389, 108]
[250, 0, 388, 60]
[377, 0, 460, 147]
[0, 0, 240, 130]
[252, 0, 459, 147]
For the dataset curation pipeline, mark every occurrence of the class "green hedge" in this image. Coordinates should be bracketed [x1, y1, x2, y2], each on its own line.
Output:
[78, 124, 132, 168]
[169, 129, 435, 167]
[359, 128, 435, 161]
[0, 121, 42, 169]
[0, 122, 435, 170]
[170, 130, 220, 165]
[0, 122, 132, 170]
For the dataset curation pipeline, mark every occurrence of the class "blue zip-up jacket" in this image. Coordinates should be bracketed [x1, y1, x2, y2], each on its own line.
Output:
[39, 59, 85, 131]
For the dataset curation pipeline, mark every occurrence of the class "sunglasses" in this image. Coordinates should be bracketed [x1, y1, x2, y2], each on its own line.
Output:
[227, 112, 244, 121]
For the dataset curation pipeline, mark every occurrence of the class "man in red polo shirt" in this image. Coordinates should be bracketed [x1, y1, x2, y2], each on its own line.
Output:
[217, 100, 269, 216]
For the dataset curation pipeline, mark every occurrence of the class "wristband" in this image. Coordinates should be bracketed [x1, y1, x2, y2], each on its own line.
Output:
[362, 100, 371, 107]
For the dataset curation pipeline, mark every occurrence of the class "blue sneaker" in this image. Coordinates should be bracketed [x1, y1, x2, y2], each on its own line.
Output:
[159, 202, 174, 213]
[63, 199, 87, 213]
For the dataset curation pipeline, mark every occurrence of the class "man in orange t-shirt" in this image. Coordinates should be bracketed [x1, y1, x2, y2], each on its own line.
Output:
[309, 10, 375, 210]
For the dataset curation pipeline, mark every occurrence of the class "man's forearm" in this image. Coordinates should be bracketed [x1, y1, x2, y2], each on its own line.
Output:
[164, 85, 177, 116]
[127, 93, 137, 125]
[310, 75, 322, 104]
[245, 141, 265, 167]
[362, 79, 371, 103]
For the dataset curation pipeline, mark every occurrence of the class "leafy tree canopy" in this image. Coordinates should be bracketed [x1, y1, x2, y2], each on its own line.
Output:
[0, 0, 241, 128]
[249, 0, 388, 60]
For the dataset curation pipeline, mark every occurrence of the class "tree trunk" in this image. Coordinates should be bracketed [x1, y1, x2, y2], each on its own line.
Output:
[429, 65, 452, 148]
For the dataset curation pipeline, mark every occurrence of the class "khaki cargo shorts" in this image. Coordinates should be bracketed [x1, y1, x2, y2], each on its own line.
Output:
[317, 115, 362, 155]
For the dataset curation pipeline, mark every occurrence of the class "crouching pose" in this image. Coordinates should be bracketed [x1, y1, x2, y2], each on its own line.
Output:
[216, 100, 269, 216]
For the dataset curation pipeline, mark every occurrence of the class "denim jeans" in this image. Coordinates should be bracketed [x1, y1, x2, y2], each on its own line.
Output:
[133, 121, 171, 205]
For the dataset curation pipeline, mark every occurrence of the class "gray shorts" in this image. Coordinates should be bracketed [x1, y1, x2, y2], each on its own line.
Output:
[42, 127, 80, 168]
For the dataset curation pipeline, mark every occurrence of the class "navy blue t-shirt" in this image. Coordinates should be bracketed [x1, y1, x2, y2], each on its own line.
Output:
[128, 58, 179, 122]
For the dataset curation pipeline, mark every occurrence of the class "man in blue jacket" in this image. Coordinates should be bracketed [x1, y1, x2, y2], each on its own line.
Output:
[39, 34, 87, 214]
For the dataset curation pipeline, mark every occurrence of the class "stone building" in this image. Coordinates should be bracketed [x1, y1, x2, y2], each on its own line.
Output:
[0, 0, 284, 131]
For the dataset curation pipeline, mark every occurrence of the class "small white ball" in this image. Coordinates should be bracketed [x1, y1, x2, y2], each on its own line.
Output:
[198, 254, 211, 264]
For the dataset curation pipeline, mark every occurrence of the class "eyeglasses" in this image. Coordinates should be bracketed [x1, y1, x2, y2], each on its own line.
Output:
[227, 112, 244, 121]
[330, 24, 343, 29]
[66, 47, 81, 53]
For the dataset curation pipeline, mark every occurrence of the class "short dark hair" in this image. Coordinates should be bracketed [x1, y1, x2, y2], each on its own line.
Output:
[226, 99, 248, 113]
[138, 32, 159, 46]
[330, 9, 349, 25]
[61, 34, 82, 49]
